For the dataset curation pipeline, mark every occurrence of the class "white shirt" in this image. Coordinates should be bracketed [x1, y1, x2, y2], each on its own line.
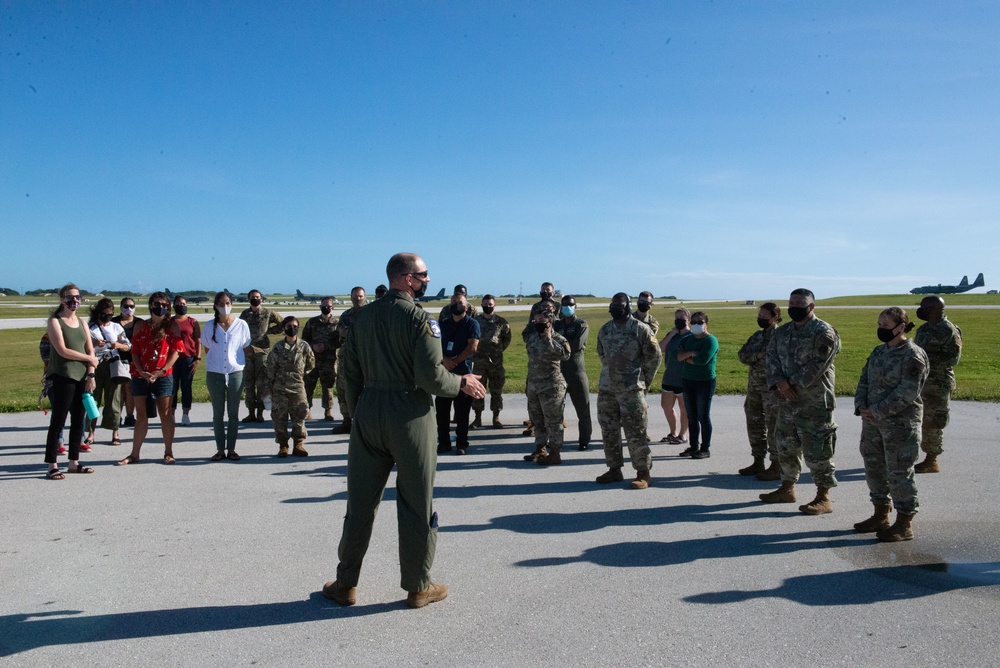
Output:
[202, 318, 252, 375]
[89, 321, 129, 362]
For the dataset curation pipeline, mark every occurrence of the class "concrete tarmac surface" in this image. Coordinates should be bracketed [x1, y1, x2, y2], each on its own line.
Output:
[1, 395, 999, 667]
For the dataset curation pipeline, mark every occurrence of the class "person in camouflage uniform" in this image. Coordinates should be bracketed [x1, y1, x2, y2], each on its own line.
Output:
[472, 294, 511, 428]
[854, 307, 929, 542]
[265, 316, 316, 457]
[760, 289, 841, 515]
[554, 295, 593, 451]
[520, 283, 560, 436]
[438, 284, 478, 322]
[912, 296, 962, 473]
[239, 289, 283, 422]
[594, 293, 662, 490]
[333, 287, 367, 435]
[302, 297, 341, 421]
[522, 311, 571, 465]
[737, 302, 782, 478]
[632, 291, 659, 338]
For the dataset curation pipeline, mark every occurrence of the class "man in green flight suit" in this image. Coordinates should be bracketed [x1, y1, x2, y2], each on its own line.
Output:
[323, 252, 487, 609]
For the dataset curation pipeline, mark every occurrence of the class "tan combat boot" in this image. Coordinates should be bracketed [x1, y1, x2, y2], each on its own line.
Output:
[492, 411, 503, 429]
[854, 503, 892, 533]
[406, 582, 448, 609]
[292, 439, 309, 457]
[322, 580, 357, 606]
[739, 456, 766, 476]
[759, 481, 796, 504]
[631, 470, 652, 490]
[472, 411, 483, 429]
[756, 460, 782, 481]
[596, 467, 624, 484]
[277, 440, 290, 458]
[523, 444, 548, 462]
[522, 421, 535, 436]
[877, 512, 915, 542]
[914, 454, 939, 474]
[536, 445, 562, 466]
[799, 486, 833, 515]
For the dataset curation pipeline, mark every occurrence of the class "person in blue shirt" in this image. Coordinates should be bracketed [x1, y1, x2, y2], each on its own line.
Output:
[436, 294, 481, 455]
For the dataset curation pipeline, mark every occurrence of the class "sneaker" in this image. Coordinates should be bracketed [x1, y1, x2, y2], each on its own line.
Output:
[182, 414, 191, 426]
[456, 448, 467, 456]
[123, 415, 136, 427]
[692, 450, 711, 459]
[406, 582, 448, 609]
[679, 447, 696, 457]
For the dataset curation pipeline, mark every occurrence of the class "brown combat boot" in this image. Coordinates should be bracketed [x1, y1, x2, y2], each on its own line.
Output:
[472, 411, 483, 429]
[760, 481, 796, 504]
[277, 440, 290, 458]
[739, 456, 766, 476]
[854, 503, 892, 533]
[324, 408, 334, 421]
[523, 444, 548, 462]
[914, 454, 939, 474]
[406, 582, 448, 609]
[631, 470, 652, 490]
[322, 580, 357, 606]
[292, 439, 309, 457]
[536, 448, 562, 466]
[596, 467, 624, 484]
[799, 486, 833, 515]
[756, 460, 782, 481]
[877, 512, 915, 542]
[522, 421, 535, 436]
[332, 418, 352, 435]
[492, 411, 503, 429]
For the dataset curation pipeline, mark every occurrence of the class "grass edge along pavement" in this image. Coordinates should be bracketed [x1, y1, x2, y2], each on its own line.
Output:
[2, 302, 997, 412]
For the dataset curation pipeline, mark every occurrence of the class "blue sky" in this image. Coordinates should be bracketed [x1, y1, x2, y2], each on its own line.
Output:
[2, 2, 997, 299]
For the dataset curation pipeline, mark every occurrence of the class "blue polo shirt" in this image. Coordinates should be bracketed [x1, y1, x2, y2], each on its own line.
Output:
[439, 315, 481, 375]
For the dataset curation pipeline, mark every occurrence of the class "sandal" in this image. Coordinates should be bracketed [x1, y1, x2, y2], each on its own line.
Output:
[211, 451, 225, 462]
[116, 455, 139, 466]
[67, 464, 95, 474]
[47, 468, 65, 480]
[111, 437, 122, 446]
[80, 443, 93, 453]
[227, 451, 241, 461]
[163, 455, 176, 465]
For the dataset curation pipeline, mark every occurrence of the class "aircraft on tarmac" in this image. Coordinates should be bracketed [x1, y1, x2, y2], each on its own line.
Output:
[416, 288, 447, 303]
[296, 289, 325, 303]
[223, 289, 248, 303]
[910, 273, 985, 295]
[164, 288, 210, 303]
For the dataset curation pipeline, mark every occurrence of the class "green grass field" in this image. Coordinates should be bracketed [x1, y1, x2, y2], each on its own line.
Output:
[3, 303, 996, 412]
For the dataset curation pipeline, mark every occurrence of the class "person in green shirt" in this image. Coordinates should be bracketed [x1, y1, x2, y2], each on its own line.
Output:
[677, 311, 719, 459]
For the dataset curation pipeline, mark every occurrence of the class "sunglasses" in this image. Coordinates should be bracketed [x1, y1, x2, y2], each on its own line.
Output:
[406, 271, 429, 279]
[152, 302, 170, 308]
[65, 295, 82, 302]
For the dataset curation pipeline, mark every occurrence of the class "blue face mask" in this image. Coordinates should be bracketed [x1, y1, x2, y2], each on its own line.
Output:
[561, 306, 575, 317]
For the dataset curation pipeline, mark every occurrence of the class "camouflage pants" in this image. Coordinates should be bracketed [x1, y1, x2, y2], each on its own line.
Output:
[272, 388, 309, 443]
[597, 389, 651, 472]
[472, 358, 505, 414]
[859, 417, 920, 514]
[336, 355, 350, 420]
[563, 366, 592, 447]
[775, 402, 837, 488]
[920, 380, 952, 455]
[305, 355, 337, 411]
[744, 386, 778, 461]
[243, 350, 268, 414]
[526, 381, 566, 449]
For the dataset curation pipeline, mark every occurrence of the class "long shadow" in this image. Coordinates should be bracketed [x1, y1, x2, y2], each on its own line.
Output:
[0, 425, 49, 434]
[281, 477, 602, 505]
[0, 592, 400, 657]
[684, 561, 1000, 606]
[515, 530, 864, 568]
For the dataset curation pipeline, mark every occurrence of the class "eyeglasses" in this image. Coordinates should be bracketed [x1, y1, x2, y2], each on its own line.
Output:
[406, 271, 429, 279]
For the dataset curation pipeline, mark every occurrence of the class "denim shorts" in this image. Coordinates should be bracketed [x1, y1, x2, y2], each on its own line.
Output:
[132, 375, 175, 398]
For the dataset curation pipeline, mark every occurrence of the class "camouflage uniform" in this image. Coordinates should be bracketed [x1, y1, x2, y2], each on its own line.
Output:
[521, 299, 560, 342]
[766, 317, 841, 488]
[913, 316, 962, 455]
[738, 326, 779, 463]
[265, 338, 316, 445]
[239, 306, 283, 416]
[596, 318, 662, 471]
[525, 330, 571, 455]
[335, 306, 364, 421]
[855, 340, 929, 514]
[554, 317, 592, 447]
[302, 313, 341, 413]
[633, 311, 660, 338]
[471, 313, 511, 414]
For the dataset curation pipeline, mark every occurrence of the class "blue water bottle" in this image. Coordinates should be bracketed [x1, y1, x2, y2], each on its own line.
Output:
[82, 392, 100, 421]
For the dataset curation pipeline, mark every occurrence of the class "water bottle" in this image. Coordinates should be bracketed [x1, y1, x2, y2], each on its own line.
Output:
[82, 392, 100, 421]
[263, 395, 272, 411]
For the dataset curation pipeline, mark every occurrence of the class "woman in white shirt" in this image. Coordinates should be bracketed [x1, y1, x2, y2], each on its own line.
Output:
[202, 291, 252, 460]
[88, 298, 132, 447]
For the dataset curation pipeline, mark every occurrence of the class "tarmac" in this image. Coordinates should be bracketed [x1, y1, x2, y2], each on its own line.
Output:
[1, 394, 999, 667]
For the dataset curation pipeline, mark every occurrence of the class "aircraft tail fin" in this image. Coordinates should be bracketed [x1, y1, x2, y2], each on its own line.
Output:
[972, 272, 985, 288]
[959, 276, 969, 287]
[435, 288, 446, 300]
[296, 290, 305, 299]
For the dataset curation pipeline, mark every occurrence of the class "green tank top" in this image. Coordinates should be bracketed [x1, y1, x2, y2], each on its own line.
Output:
[48, 317, 88, 381]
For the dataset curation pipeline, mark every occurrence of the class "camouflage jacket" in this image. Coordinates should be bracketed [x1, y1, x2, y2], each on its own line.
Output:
[521, 298, 560, 342]
[596, 318, 662, 393]
[265, 338, 315, 393]
[854, 339, 929, 422]
[738, 326, 775, 392]
[632, 311, 660, 338]
[766, 316, 841, 409]
[301, 314, 341, 360]
[525, 330, 571, 392]
[914, 316, 962, 384]
[472, 313, 511, 364]
[337, 306, 364, 346]
[239, 306, 283, 353]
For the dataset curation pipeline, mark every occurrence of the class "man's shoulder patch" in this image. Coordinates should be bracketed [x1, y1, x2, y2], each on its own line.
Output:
[428, 319, 442, 338]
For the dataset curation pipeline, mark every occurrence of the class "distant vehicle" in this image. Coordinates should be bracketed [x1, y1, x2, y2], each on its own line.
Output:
[164, 288, 209, 303]
[987, 290, 997, 295]
[416, 288, 447, 303]
[296, 289, 325, 303]
[910, 273, 985, 295]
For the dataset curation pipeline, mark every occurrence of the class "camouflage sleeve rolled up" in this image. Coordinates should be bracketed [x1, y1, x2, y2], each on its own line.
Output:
[266, 309, 284, 335]
[738, 330, 766, 366]
[639, 323, 662, 388]
[855, 341, 929, 421]
[500, 318, 512, 351]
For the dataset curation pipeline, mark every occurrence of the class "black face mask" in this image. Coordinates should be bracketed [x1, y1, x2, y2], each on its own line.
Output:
[877, 327, 897, 343]
[249, 298, 262, 307]
[412, 281, 427, 299]
[320, 306, 332, 314]
[915, 307, 928, 321]
[99, 313, 113, 324]
[174, 305, 188, 316]
[150, 305, 167, 317]
[534, 322, 548, 333]
[637, 301, 650, 313]
[285, 326, 298, 337]
[757, 317, 771, 329]
[787, 306, 810, 322]
[540, 291, 553, 300]
[674, 318, 687, 330]
[609, 305, 629, 320]
[482, 306, 494, 315]
[451, 303, 467, 316]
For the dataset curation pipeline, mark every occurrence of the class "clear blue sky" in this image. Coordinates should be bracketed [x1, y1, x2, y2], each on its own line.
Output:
[3, 2, 997, 300]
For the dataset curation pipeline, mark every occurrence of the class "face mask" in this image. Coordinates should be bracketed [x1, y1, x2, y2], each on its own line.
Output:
[877, 327, 897, 343]
[66, 302, 79, 312]
[150, 305, 167, 317]
[249, 298, 262, 307]
[174, 305, 188, 316]
[674, 318, 687, 330]
[691, 323, 706, 335]
[787, 306, 810, 322]
[609, 305, 628, 320]
[637, 301, 651, 313]
[216, 304, 232, 316]
[99, 313, 112, 323]
[561, 306, 575, 318]
[482, 305, 495, 315]
[757, 317, 771, 329]
[915, 307, 928, 321]
[451, 303, 467, 316]
[540, 291, 553, 300]
[121, 306, 135, 317]
[412, 280, 427, 299]
[320, 305, 332, 315]
[285, 326, 298, 337]
[534, 322, 548, 333]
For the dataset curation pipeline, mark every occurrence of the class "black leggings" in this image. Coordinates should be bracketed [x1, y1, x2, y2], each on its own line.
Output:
[46, 374, 86, 464]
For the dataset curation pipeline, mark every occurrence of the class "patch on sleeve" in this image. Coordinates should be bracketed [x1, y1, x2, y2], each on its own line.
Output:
[428, 319, 442, 338]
